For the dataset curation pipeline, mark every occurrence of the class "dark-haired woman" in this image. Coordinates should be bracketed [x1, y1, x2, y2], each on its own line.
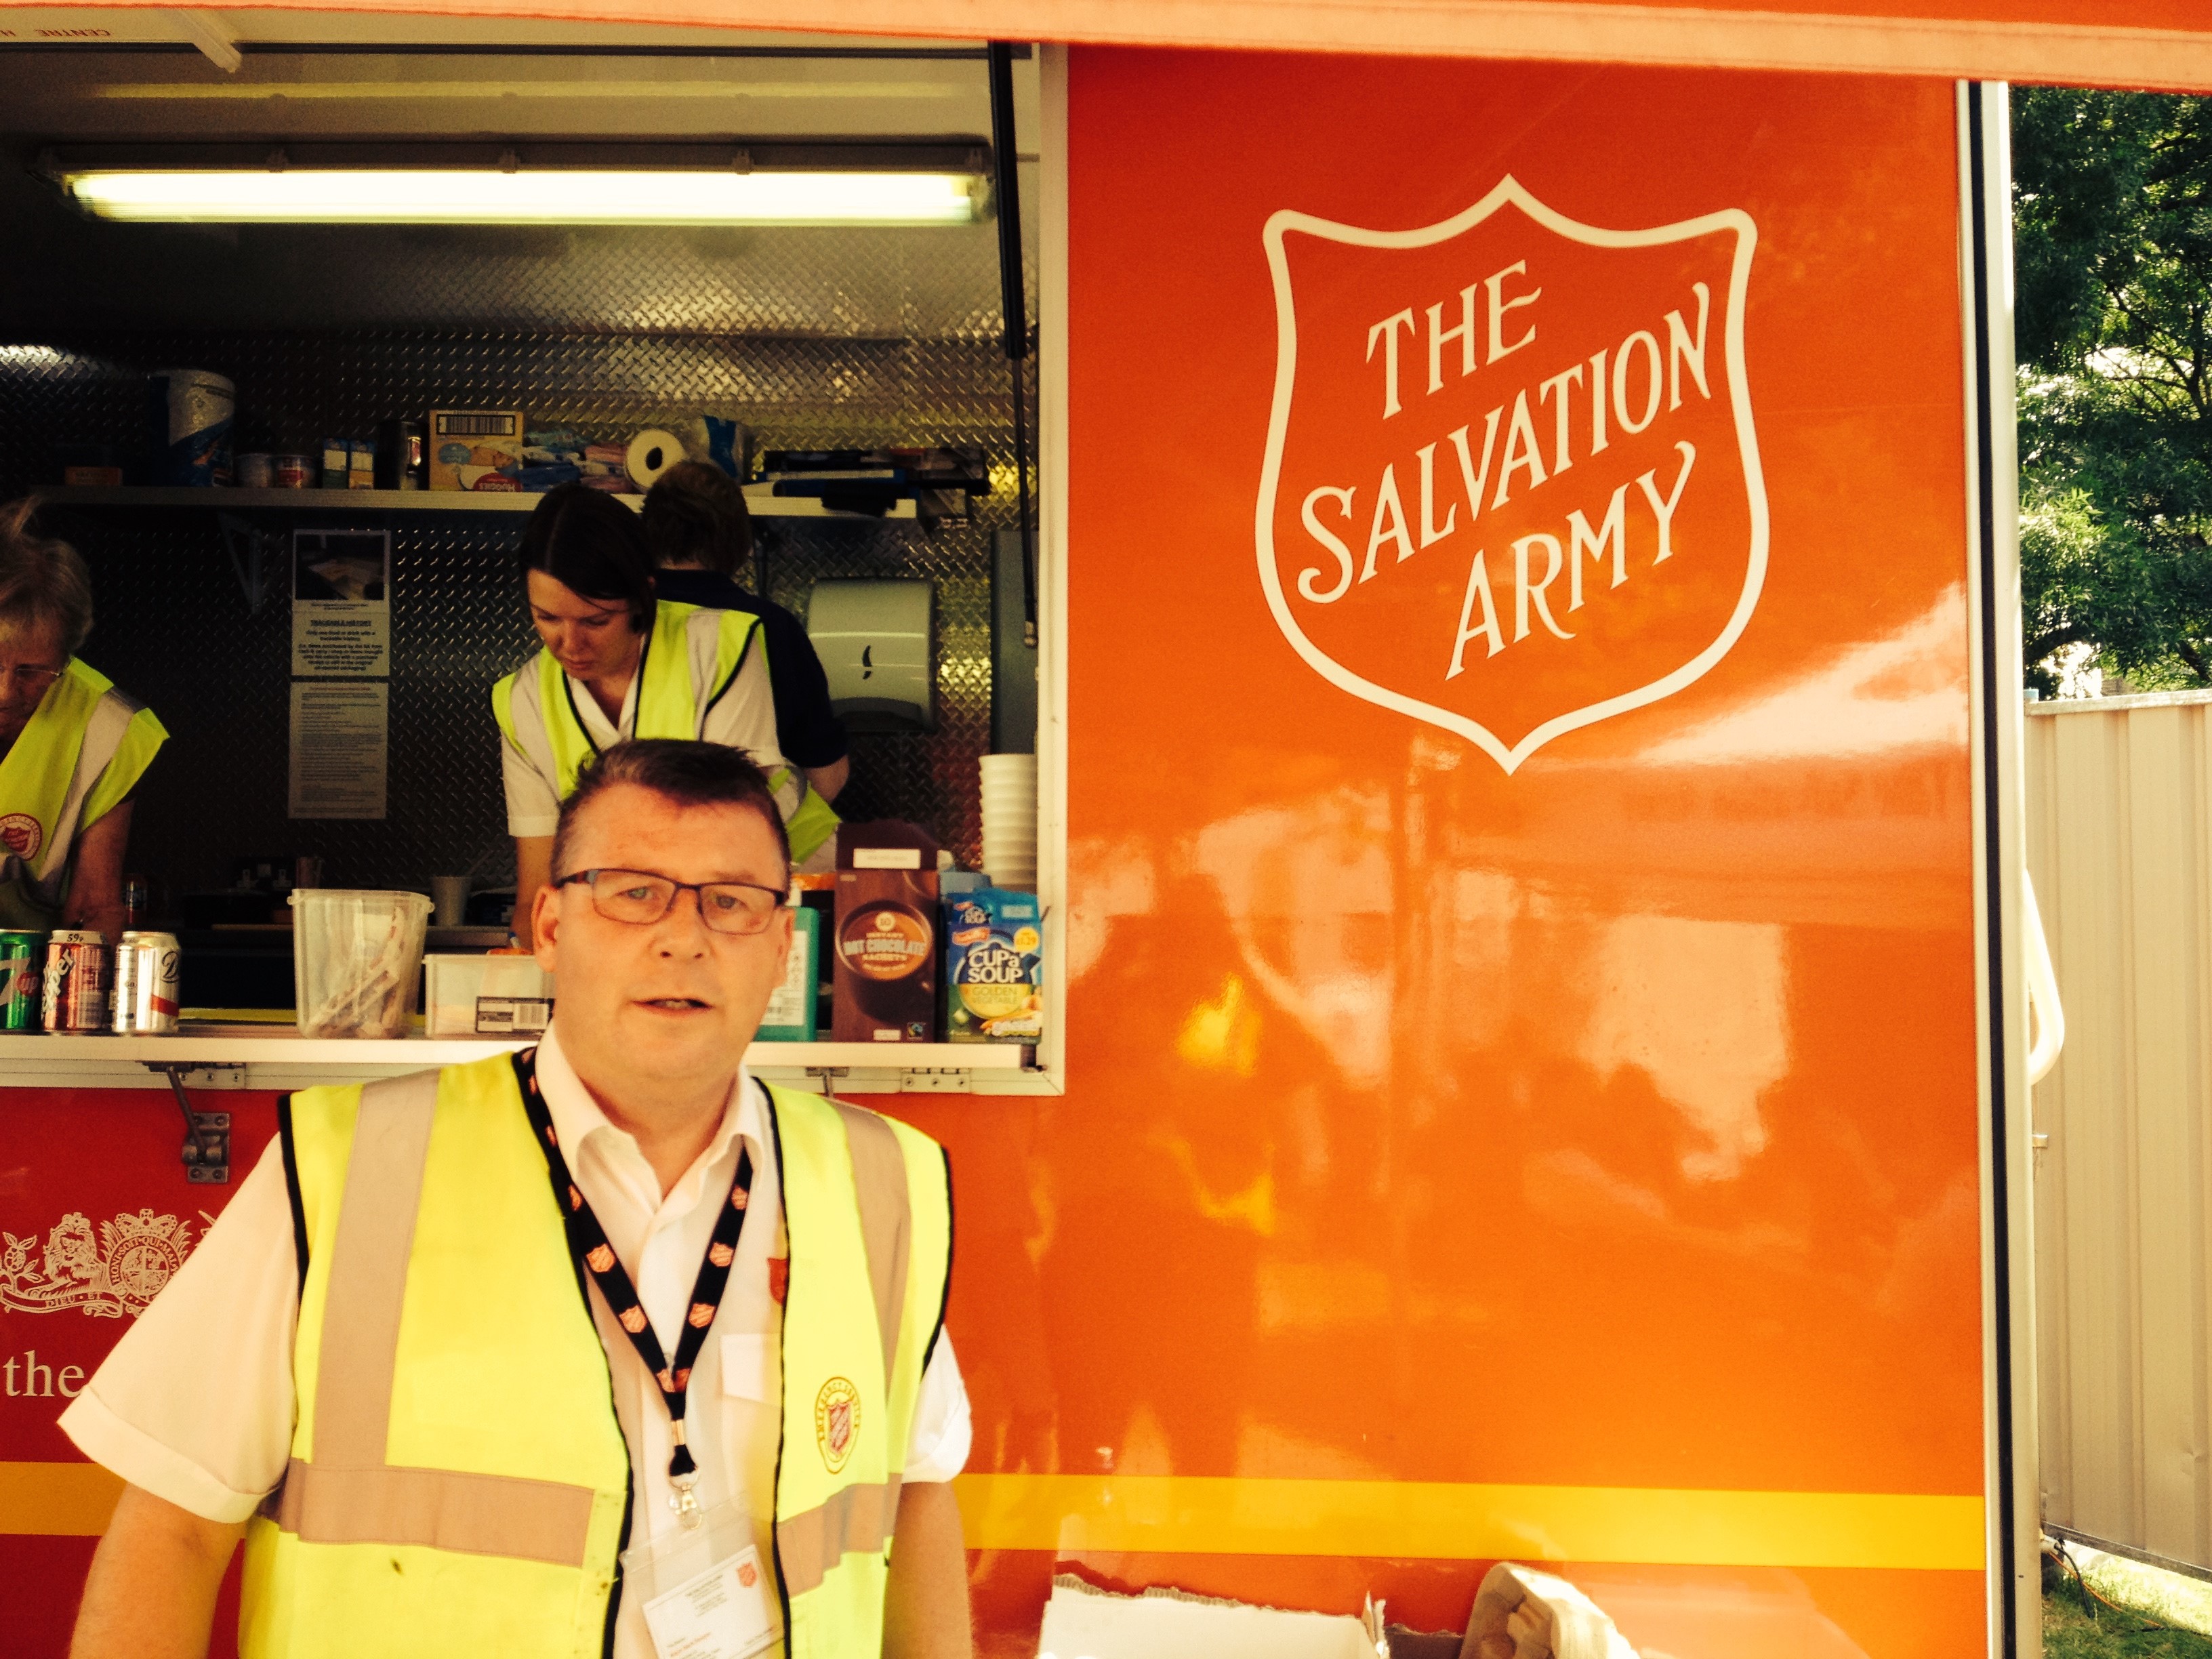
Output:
[493, 485, 824, 947]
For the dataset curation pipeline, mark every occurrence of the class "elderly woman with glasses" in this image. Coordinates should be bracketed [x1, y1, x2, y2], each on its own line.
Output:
[0, 497, 166, 939]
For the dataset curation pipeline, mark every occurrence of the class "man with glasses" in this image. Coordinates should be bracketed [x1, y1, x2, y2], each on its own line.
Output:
[0, 497, 166, 939]
[62, 740, 972, 1659]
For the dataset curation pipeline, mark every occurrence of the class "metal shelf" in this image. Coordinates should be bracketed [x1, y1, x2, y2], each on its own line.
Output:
[39, 485, 918, 520]
[0, 1029, 1049, 1094]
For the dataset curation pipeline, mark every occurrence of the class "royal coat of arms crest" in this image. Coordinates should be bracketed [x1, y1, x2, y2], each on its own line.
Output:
[1, 1208, 201, 1319]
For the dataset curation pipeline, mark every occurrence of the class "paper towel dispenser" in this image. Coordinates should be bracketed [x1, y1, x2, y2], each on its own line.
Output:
[806, 578, 937, 733]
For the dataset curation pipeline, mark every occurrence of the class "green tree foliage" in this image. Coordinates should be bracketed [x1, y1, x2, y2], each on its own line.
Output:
[2015, 89, 2212, 691]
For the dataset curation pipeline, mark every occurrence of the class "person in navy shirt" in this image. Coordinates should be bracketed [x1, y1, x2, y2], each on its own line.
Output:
[642, 462, 850, 808]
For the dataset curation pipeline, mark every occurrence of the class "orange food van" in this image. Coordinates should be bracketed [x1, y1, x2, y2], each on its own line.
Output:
[7, 2, 2191, 1654]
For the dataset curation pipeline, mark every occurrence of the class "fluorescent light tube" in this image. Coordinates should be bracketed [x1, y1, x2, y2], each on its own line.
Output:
[63, 167, 982, 226]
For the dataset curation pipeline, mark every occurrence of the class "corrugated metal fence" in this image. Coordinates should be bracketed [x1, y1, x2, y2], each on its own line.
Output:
[2029, 688, 2212, 1576]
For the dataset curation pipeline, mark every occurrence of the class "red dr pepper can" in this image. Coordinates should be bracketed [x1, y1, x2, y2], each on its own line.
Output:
[42, 929, 109, 1033]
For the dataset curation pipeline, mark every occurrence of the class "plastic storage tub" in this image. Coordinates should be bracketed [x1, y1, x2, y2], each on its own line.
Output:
[290, 888, 432, 1038]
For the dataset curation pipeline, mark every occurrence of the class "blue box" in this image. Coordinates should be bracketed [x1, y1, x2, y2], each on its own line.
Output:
[942, 887, 1043, 1044]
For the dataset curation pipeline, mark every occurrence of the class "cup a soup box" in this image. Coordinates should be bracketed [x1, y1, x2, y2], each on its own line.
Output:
[942, 887, 1043, 1044]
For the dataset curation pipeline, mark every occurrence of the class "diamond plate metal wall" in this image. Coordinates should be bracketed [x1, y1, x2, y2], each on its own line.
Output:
[1, 315, 1032, 899]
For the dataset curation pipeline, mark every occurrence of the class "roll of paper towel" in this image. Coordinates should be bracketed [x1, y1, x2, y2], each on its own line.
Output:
[626, 429, 686, 491]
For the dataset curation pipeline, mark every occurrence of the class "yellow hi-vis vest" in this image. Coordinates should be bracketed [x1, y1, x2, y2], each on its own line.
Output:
[0, 657, 165, 928]
[240, 1050, 952, 1659]
[491, 598, 840, 865]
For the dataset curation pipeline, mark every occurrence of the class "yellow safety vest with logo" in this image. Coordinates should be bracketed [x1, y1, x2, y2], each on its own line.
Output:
[491, 599, 840, 865]
[239, 1051, 951, 1659]
[0, 657, 166, 929]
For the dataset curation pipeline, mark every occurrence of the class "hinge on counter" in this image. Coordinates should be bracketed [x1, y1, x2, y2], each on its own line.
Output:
[899, 1069, 974, 1094]
[150, 1063, 232, 1184]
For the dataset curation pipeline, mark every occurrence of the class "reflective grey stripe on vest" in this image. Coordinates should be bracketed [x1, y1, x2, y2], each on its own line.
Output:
[685, 606, 726, 734]
[779, 1474, 904, 1596]
[26, 687, 138, 897]
[682, 610, 802, 820]
[827, 1101, 911, 1384]
[264, 1069, 600, 1568]
[774, 1101, 918, 1595]
[681, 606, 760, 739]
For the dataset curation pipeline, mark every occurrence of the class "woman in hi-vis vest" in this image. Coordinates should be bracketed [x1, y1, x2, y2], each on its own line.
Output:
[0, 498, 165, 940]
[493, 484, 797, 947]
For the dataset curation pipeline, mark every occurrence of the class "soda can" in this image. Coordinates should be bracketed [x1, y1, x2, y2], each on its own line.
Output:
[0, 930, 45, 1030]
[42, 930, 108, 1033]
[113, 930, 180, 1035]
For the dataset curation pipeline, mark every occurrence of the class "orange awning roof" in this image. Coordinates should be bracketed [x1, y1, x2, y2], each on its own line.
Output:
[9, 1, 2212, 89]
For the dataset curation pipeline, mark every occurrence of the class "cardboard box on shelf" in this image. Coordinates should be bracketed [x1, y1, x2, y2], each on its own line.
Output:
[943, 886, 1043, 1043]
[756, 905, 819, 1042]
[428, 409, 525, 491]
[832, 867, 937, 1043]
[424, 953, 554, 1036]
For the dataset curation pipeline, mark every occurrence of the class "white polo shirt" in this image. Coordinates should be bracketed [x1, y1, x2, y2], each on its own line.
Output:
[62, 1025, 968, 1658]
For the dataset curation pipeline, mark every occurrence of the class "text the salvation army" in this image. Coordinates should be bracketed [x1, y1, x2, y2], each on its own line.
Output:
[1293, 259, 1713, 681]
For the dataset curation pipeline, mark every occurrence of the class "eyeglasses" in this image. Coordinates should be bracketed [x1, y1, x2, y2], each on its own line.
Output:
[0, 663, 63, 693]
[555, 867, 787, 936]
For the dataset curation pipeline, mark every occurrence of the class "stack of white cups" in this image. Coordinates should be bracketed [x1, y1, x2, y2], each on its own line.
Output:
[980, 753, 1038, 888]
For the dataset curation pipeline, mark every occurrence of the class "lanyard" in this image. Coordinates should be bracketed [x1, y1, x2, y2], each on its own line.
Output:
[512, 1048, 753, 1529]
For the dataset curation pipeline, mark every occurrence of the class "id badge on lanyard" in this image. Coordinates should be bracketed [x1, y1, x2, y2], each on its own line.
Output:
[623, 1500, 783, 1659]
[513, 1048, 756, 1528]
[512, 1052, 783, 1656]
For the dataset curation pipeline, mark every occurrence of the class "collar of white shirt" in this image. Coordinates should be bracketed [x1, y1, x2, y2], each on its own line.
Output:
[532, 1020, 765, 1227]
[565, 657, 640, 747]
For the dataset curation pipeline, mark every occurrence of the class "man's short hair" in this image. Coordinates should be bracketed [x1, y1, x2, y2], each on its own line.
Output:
[0, 496, 95, 655]
[517, 483, 657, 630]
[552, 739, 790, 881]
[642, 461, 752, 578]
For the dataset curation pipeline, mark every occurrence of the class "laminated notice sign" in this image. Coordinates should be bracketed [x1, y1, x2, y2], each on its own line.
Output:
[289, 681, 387, 819]
[291, 529, 390, 677]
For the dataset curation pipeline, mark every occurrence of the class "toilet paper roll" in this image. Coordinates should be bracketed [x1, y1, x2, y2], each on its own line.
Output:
[626, 428, 687, 491]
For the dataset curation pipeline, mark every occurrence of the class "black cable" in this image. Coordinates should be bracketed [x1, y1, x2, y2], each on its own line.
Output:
[987, 41, 1038, 646]
[2053, 1540, 2165, 1633]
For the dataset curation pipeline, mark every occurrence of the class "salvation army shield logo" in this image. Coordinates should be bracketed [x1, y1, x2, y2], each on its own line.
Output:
[0, 812, 41, 861]
[1256, 177, 1765, 773]
[815, 1375, 860, 1474]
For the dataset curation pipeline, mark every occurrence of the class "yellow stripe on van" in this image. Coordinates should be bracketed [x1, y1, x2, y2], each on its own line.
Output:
[953, 1475, 1986, 1571]
[0, 1460, 123, 1535]
[3, 1462, 1985, 1572]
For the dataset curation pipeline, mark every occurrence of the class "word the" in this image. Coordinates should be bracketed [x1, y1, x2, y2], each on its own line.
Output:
[4, 1349, 85, 1397]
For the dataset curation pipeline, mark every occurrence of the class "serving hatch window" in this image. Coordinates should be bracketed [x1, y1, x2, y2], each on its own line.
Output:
[0, 18, 1059, 1084]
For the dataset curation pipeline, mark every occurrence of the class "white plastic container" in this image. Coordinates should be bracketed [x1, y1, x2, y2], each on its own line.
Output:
[290, 888, 432, 1038]
[425, 954, 555, 1037]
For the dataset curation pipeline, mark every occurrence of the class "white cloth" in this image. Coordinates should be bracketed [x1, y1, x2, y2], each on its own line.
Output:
[62, 1025, 968, 1659]
[1467, 1563, 1642, 1659]
[501, 625, 785, 838]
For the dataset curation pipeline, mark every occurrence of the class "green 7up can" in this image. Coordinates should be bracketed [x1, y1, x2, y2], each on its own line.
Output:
[0, 930, 47, 1030]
